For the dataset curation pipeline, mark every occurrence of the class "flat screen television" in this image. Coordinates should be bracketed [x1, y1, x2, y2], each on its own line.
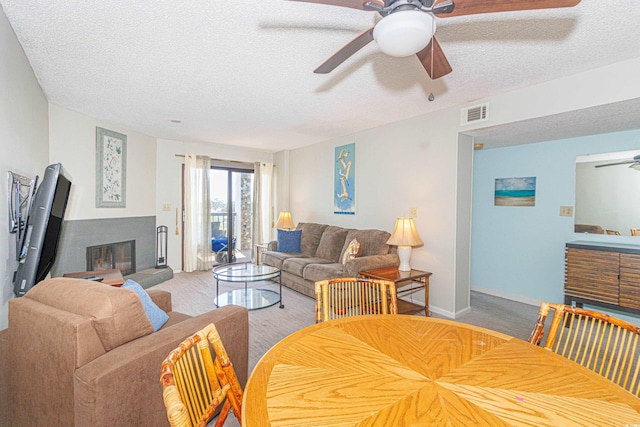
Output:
[13, 163, 72, 296]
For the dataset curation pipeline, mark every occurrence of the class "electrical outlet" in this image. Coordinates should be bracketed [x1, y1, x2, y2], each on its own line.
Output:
[409, 207, 418, 218]
[162, 203, 171, 211]
[560, 206, 573, 217]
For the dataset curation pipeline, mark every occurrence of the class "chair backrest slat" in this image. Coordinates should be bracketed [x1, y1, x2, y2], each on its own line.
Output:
[529, 302, 640, 396]
[315, 278, 398, 323]
[160, 323, 243, 427]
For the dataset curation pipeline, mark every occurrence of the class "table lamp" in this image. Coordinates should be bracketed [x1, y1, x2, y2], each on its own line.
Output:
[275, 211, 295, 230]
[386, 217, 423, 271]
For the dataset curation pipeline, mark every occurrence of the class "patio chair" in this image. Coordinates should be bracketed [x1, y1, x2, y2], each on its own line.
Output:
[315, 278, 397, 323]
[528, 301, 640, 396]
[160, 323, 243, 427]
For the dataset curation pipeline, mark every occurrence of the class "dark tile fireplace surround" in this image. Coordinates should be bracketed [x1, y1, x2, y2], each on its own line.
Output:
[51, 216, 159, 281]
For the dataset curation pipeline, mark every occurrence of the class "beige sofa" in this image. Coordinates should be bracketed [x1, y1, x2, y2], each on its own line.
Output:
[2, 278, 248, 427]
[262, 222, 399, 297]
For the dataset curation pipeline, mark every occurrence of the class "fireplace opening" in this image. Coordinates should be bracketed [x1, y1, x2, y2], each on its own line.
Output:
[86, 240, 136, 276]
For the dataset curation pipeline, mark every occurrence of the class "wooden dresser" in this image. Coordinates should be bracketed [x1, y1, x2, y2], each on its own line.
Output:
[565, 241, 640, 315]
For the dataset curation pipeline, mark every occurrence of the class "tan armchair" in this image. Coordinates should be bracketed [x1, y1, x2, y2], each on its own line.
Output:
[4, 278, 248, 426]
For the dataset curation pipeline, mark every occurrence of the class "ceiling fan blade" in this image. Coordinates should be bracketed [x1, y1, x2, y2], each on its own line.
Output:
[433, 0, 581, 18]
[287, 0, 384, 11]
[314, 26, 375, 74]
[416, 36, 452, 80]
[595, 160, 635, 168]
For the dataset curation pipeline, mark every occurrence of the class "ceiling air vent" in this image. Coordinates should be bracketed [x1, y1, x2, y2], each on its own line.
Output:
[461, 103, 489, 126]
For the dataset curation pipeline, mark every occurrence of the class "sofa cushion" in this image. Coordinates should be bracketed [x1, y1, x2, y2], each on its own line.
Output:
[302, 262, 350, 283]
[341, 238, 363, 264]
[262, 251, 307, 269]
[340, 229, 391, 260]
[277, 229, 302, 253]
[315, 226, 349, 262]
[282, 257, 333, 277]
[25, 278, 153, 351]
[121, 280, 169, 331]
[297, 223, 328, 256]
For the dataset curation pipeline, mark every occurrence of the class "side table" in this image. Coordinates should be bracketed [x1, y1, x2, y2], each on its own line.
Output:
[359, 266, 432, 316]
[254, 243, 269, 265]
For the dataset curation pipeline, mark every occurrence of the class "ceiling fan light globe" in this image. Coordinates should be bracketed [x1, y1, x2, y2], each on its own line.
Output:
[373, 10, 435, 58]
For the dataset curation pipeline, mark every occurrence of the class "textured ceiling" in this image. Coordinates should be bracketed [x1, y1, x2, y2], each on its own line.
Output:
[2, 0, 640, 152]
[468, 98, 640, 149]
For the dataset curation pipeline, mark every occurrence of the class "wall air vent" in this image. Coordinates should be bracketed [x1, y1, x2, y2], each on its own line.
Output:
[461, 103, 489, 126]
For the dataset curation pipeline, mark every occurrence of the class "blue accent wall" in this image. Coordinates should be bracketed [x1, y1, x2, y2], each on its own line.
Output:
[471, 128, 640, 321]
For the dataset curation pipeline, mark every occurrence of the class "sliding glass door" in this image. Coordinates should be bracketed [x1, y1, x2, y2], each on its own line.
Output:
[210, 168, 254, 264]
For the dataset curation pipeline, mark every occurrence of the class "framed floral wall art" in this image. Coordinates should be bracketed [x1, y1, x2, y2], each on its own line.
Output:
[96, 127, 127, 208]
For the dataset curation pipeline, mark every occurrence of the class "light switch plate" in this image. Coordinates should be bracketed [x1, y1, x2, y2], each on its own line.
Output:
[560, 206, 573, 217]
[162, 203, 171, 211]
[409, 207, 418, 218]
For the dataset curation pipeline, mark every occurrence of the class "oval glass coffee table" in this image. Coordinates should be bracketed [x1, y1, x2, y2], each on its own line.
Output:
[212, 262, 284, 310]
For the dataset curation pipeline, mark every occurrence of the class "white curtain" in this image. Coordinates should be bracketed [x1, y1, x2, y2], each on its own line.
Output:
[252, 162, 274, 249]
[184, 154, 212, 272]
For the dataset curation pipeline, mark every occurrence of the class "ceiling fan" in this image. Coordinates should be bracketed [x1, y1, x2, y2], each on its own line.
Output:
[595, 155, 640, 170]
[291, 0, 582, 79]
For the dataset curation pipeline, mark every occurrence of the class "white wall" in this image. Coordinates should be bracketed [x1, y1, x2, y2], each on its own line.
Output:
[284, 57, 640, 318]
[49, 104, 157, 220]
[471, 129, 640, 320]
[288, 108, 462, 317]
[455, 134, 474, 314]
[155, 139, 273, 272]
[0, 7, 49, 329]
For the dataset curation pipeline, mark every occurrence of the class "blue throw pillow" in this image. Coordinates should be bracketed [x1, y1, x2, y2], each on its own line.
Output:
[122, 279, 169, 332]
[277, 229, 302, 253]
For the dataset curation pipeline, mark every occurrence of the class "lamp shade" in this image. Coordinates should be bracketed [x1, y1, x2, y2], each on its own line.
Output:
[387, 217, 422, 271]
[373, 10, 436, 58]
[386, 217, 423, 247]
[275, 211, 295, 230]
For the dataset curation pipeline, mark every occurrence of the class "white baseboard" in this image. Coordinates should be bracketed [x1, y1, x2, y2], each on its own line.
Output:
[454, 306, 472, 318]
[428, 305, 472, 319]
[429, 306, 454, 318]
[471, 286, 540, 308]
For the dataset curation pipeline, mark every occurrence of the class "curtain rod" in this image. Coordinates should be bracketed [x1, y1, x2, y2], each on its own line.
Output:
[174, 154, 274, 167]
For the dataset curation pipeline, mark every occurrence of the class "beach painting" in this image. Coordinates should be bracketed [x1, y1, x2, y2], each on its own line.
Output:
[495, 177, 536, 206]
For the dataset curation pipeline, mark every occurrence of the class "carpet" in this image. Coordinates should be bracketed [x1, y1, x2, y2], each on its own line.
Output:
[151, 270, 540, 427]
[151, 271, 539, 370]
[151, 270, 316, 372]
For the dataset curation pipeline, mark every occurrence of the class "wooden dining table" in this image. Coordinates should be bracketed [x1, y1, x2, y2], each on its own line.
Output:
[242, 314, 640, 426]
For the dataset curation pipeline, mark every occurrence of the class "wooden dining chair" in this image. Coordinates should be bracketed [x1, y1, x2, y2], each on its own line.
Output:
[160, 323, 243, 427]
[315, 278, 397, 323]
[528, 301, 640, 396]
[631, 228, 640, 236]
[605, 229, 622, 235]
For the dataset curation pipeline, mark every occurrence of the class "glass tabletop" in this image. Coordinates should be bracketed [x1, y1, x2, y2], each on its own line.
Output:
[215, 288, 281, 311]
[212, 262, 280, 282]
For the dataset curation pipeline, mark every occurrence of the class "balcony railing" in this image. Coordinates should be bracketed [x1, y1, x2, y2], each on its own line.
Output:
[211, 212, 238, 236]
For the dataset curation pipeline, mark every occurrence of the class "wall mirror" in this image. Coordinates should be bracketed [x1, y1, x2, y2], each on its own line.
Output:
[575, 149, 640, 236]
